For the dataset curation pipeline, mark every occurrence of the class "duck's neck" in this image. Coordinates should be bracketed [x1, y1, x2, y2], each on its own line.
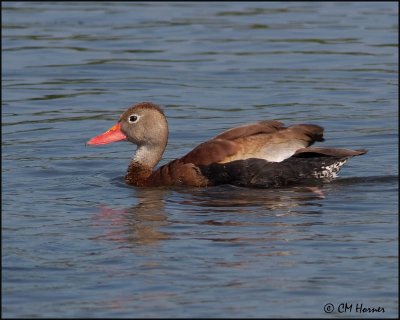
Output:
[125, 144, 165, 187]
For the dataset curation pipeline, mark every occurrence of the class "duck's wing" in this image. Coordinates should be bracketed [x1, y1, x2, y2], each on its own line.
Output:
[179, 120, 324, 165]
[294, 147, 368, 157]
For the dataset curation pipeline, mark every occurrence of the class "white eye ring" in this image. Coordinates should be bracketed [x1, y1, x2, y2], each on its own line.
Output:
[128, 114, 140, 123]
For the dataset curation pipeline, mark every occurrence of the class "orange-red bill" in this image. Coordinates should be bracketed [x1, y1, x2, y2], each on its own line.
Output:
[87, 123, 127, 145]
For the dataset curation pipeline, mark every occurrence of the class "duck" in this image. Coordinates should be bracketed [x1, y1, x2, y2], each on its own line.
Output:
[87, 102, 367, 188]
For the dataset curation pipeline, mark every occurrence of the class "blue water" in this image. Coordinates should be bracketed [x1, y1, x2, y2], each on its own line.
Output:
[2, 2, 398, 318]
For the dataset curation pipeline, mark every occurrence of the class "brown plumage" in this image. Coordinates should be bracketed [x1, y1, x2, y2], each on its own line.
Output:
[87, 102, 367, 188]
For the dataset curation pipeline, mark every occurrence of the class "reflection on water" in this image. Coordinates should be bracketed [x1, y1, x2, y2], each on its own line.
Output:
[181, 184, 325, 209]
[90, 174, 397, 253]
[91, 188, 171, 245]
[91, 185, 328, 247]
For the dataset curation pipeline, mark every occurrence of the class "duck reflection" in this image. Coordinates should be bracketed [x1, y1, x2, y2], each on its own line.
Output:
[91, 184, 326, 247]
[91, 188, 171, 246]
[181, 184, 325, 211]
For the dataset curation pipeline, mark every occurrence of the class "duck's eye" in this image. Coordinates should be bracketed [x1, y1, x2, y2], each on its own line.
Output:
[128, 114, 139, 123]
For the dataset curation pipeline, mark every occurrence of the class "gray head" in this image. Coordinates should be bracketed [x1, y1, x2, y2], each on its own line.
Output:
[119, 102, 169, 149]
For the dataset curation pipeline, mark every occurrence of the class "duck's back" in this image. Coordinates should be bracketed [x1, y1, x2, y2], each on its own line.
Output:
[127, 120, 366, 188]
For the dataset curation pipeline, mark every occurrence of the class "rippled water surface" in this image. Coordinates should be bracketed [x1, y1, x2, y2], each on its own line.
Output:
[2, 2, 398, 318]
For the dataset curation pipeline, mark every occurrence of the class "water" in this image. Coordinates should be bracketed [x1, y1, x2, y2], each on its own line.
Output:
[2, 2, 398, 318]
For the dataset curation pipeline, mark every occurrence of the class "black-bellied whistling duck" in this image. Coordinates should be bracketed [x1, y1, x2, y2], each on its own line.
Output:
[87, 102, 367, 188]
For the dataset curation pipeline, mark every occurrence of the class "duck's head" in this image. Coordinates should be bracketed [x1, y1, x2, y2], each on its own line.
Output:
[87, 102, 168, 149]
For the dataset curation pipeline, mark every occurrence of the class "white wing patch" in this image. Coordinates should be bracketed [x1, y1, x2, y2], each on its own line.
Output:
[261, 141, 308, 162]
